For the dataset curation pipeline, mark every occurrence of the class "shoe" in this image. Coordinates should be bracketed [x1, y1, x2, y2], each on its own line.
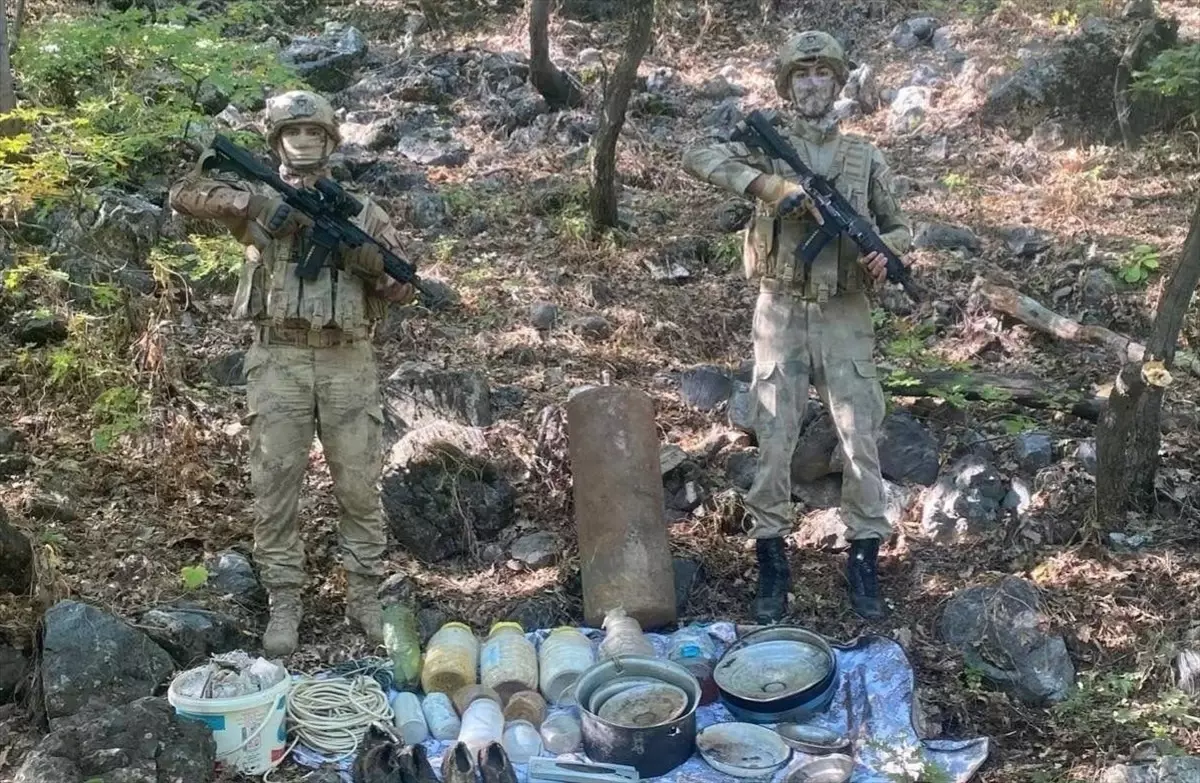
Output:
[262, 588, 303, 658]
[346, 572, 385, 646]
[478, 742, 517, 783]
[847, 538, 886, 620]
[399, 743, 439, 783]
[352, 724, 403, 783]
[753, 537, 791, 624]
[441, 742, 477, 783]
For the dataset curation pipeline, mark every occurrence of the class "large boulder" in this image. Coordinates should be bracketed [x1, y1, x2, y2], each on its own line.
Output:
[938, 577, 1075, 706]
[382, 362, 492, 447]
[139, 606, 253, 667]
[920, 455, 1008, 543]
[279, 23, 368, 92]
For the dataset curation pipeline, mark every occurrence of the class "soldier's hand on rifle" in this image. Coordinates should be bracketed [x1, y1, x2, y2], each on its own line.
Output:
[861, 252, 889, 284]
[749, 174, 824, 225]
[247, 195, 313, 238]
[340, 242, 385, 278]
[374, 277, 416, 305]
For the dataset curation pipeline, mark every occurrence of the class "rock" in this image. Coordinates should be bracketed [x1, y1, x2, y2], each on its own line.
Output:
[15, 314, 68, 346]
[0, 428, 22, 454]
[1029, 120, 1067, 151]
[0, 507, 33, 594]
[0, 453, 31, 479]
[939, 577, 1075, 705]
[204, 350, 247, 386]
[139, 607, 250, 667]
[914, 222, 982, 253]
[890, 23, 922, 51]
[530, 301, 559, 330]
[0, 644, 29, 704]
[699, 75, 743, 100]
[790, 407, 839, 483]
[715, 200, 753, 232]
[509, 595, 568, 632]
[1121, 0, 1156, 20]
[40, 600, 175, 723]
[1001, 226, 1051, 257]
[932, 27, 957, 53]
[416, 607, 449, 644]
[1081, 268, 1117, 305]
[382, 362, 492, 445]
[645, 258, 691, 283]
[279, 23, 368, 92]
[1074, 439, 1097, 475]
[830, 98, 861, 122]
[726, 449, 759, 491]
[646, 68, 676, 93]
[793, 475, 842, 509]
[888, 86, 933, 133]
[570, 315, 612, 340]
[794, 508, 848, 551]
[668, 481, 705, 514]
[660, 445, 689, 476]
[340, 118, 398, 152]
[24, 489, 78, 522]
[679, 365, 733, 411]
[1177, 645, 1200, 697]
[1014, 432, 1055, 472]
[1101, 757, 1200, 783]
[908, 63, 945, 88]
[673, 558, 704, 615]
[14, 696, 216, 783]
[207, 551, 265, 607]
[879, 411, 940, 486]
[920, 455, 1008, 543]
[510, 532, 558, 569]
[841, 64, 880, 113]
[578, 48, 603, 67]
[702, 98, 742, 132]
[1003, 477, 1033, 515]
[397, 131, 471, 167]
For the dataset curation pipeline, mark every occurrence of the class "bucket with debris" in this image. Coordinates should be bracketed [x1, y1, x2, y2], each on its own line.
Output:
[167, 652, 292, 775]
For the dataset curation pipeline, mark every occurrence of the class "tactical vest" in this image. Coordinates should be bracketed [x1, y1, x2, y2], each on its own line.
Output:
[232, 194, 389, 332]
[742, 132, 875, 301]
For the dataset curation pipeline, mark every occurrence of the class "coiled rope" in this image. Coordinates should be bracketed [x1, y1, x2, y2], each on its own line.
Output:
[285, 673, 394, 760]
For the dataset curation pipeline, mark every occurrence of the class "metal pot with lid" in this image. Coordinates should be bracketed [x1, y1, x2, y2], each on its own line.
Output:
[714, 626, 839, 723]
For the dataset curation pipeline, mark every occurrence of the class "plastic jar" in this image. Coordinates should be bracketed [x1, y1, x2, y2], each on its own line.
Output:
[538, 628, 595, 704]
[539, 710, 582, 754]
[502, 719, 544, 764]
[453, 684, 502, 716]
[422, 692, 461, 741]
[503, 689, 547, 727]
[422, 622, 479, 696]
[598, 608, 655, 660]
[667, 625, 719, 705]
[390, 691, 429, 744]
[459, 695, 504, 754]
[481, 622, 539, 701]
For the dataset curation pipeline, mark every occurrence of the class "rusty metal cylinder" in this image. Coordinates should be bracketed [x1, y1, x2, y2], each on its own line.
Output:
[566, 386, 677, 630]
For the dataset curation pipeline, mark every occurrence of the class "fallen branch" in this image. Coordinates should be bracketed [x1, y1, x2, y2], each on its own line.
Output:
[974, 277, 1200, 376]
[882, 368, 1106, 421]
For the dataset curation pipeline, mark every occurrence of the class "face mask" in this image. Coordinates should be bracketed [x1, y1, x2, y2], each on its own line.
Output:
[278, 126, 331, 171]
[789, 73, 838, 119]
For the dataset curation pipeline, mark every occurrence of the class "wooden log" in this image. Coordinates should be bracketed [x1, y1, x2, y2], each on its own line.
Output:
[881, 368, 1107, 421]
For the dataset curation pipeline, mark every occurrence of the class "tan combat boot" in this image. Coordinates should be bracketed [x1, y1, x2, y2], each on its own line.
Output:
[345, 572, 384, 646]
[262, 588, 303, 658]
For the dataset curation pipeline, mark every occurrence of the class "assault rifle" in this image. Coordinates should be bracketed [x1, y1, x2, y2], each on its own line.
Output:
[201, 134, 430, 297]
[731, 110, 925, 302]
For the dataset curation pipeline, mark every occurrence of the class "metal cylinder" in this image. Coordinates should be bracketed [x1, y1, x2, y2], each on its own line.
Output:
[566, 386, 677, 629]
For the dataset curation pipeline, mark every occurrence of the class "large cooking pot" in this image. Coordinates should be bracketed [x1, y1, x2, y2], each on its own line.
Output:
[714, 626, 839, 724]
[574, 656, 700, 778]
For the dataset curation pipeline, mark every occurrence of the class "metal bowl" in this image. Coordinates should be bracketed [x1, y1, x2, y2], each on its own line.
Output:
[784, 754, 854, 783]
[596, 681, 688, 728]
[715, 627, 838, 723]
[586, 676, 665, 715]
[696, 722, 792, 779]
[775, 724, 851, 755]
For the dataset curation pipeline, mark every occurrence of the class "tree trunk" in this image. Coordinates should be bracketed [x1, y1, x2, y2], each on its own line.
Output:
[1095, 196, 1200, 530]
[589, 0, 654, 230]
[9, 0, 22, 53]
[528, 0, 584, 110]
[0, 507, 32, 594]
[0, 0, 17, 116]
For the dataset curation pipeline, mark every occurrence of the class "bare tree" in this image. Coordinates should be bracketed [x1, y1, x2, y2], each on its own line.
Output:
[1, 0, 16, 116]
[1095, 195, 1200, 530]
[528, 0, 583, 109]
[589, 0, 654, 230]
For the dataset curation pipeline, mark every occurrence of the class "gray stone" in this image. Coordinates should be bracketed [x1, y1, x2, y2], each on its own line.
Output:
[793, 475, 842, 509]
[715, 200, 753, 232]
[1074, 439, 1097, 475]
[279, 24, 368, 92]
[1121, 0, 1156, 20]
[728, 380, 753, 433]
[659, 444, 689, 477]
[699, 75, 744, 101]
[890, 24, 922, 51]
[24, 490, 78, 522]
[841, 64, 880, 114]
[207, 551, 266, 607]
[41, 600, 175, 723]
[139, 607, 250, 667]
[938, 577, 1075, 706]
[679, 365, 733, 411]
[673, 558, 703, 615]
[510, 532, 558, 569]
[790, 405, 839, 483]
[0, 453, 31, 479]
[669, 481, 705, 514]
[914, 222, 982, 253]
[16, 314, 68, 346]
[383, 361, 492, 447]
[830, 98, 861, 122]
[408, 190, 448, 229]
[510, 595, 569, 632]
[879, 410, 940, 486]
[1014, 431, 1055, 472]
[0, 428, 22, 454]
[1029, 120, 1067, 151]
[397, 133, 470, 167]
[530, 301, 559, 330]
[1002, 477, 1033, 515]
[908, 63, 945, 87]
[204, 350, 247, 386]
[932, 27, 957, 53]
[920, 455, 1008, 543]
[1001, 226, 1051, 257]
[702, 98, 742, 132]
[570, 315, 612, 340]
[646, 68, 677, 93]
[726, 449, 759, 491]
[578, 48, 603, 67]
[416, 607, 449, 644]
[906, 17, 940, 42]
[793, 508, 849, 551]
[889, 86, 933, 133]
[1081, 268, 1117, 305]
[1101, 757, 1200, 783]
[0, 643, 29, 704]
[340, 118, 397, 151]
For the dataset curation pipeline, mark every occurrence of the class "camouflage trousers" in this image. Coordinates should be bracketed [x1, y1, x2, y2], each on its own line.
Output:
[243, 334, 387, 589]
[745, 290, 889, 541]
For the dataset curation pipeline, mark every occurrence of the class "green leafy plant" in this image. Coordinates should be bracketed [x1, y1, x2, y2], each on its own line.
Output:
[1002, 414, 1040, 434]
[180, 564, 210, 590]
[1117, 244, 1160, 285]
[1134, 43, 1200, 125]
[91, 384, 145, 452]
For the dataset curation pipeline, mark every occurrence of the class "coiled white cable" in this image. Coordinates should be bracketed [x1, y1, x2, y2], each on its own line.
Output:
[285, 674, 394, 760]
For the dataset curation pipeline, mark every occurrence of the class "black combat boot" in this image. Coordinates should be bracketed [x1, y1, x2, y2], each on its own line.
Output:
[753, 537, 791, 624]
[847, 538, 886, 619]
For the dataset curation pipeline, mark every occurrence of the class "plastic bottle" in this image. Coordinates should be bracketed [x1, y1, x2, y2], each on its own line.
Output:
[538, 628, 596, 704]
[502, 719, 544, 764]
[667, 625, 719, 705]
[422, 622, 479, 696]
[391, 691, 429, 744]
[598, 608, 655, 660]
[481, 622, 539, 701]
[422, 692, 461, 740]
[381, 603, 422, 688]
[539, 710, 582, 754]
[504, 690, 547, 727]
[459, 695, 505, 754]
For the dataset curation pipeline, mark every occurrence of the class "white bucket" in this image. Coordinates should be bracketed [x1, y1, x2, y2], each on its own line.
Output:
[167, 672, 292, 775]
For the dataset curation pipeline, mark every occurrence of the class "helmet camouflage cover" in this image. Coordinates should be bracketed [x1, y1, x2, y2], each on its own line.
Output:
[264, 90, 342, 148]
[775, 30, 850, 98]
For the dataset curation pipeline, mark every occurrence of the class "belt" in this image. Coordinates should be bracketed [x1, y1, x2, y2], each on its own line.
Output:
[759, 278, 832, 303]
[256, 325, 369, 348]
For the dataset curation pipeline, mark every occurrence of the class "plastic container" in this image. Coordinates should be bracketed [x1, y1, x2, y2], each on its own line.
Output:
[598, 608, 655, 660]
[391, 691, 429, 744]
[503, 719, 544, 764]
[454, 684, 502, 715]
[422, 692, 461, 740]
[667, 625, 719, 705]
[167, 670, 291, 775]
[481, 622, 539, 701]
[422, 622, 480, 696]
[504, 689, 547, 727]
[382, 603, 422, 688]
[539, 628, 595, 704]
[459, 694, 505, 754]
[539, 710, 582, 755]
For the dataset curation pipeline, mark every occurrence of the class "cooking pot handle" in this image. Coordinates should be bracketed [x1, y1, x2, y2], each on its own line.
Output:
[667, 726, 681, 737]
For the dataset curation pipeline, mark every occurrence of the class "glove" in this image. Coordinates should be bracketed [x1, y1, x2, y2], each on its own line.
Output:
[247, 195, 312, 238]
[748, 174, 824, 224]
[339, 241, 385, 278]
[373, 277, 416, 305]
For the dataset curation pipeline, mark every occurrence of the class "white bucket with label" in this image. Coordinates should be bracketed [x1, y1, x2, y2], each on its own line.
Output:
[167, 672, 292, 775]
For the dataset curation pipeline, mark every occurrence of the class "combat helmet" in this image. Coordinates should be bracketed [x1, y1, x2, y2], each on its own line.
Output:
[775, 30, 850, 99]
[264, 90, 342, 148]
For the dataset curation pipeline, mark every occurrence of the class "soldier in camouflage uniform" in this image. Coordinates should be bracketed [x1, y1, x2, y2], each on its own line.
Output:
[683, 31, 912, 622]
[170, 90, 415, 656]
